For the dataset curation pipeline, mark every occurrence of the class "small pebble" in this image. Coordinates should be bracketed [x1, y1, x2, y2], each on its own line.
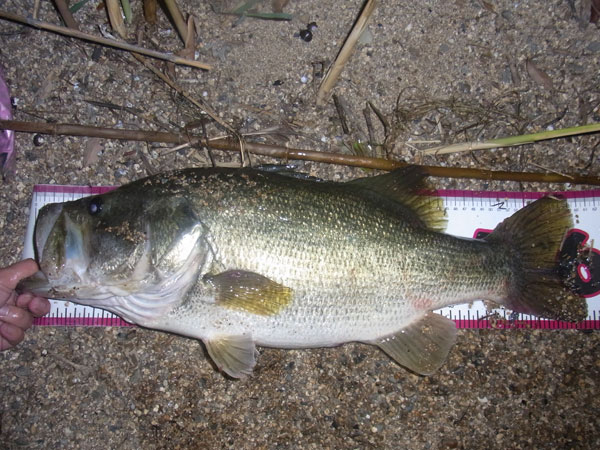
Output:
[299, 29, 313, 42]
[33, 134, 45, 146]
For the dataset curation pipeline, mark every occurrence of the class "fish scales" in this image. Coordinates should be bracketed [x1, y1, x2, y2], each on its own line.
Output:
[167, 170, 504, 341]
[22, 167, 587, 378]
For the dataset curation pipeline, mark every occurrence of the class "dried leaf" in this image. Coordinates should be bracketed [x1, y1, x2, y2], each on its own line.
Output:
[177, 16, 196, 60]
[83, 137, 102, 166]
[34, 68, 59, 106]
[143, 0, 157, 24]
[106, 0, 127, 39]
[525, 59, 554, 90]
[479, 0, 496, 14]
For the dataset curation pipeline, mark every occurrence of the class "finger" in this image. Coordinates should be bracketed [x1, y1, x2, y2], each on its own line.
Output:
[0, 322, 25, 350]
[0, 286, 17, 306]
[0, 259, 40, 290]
[29, 297, 51, 318]
[16, 292, 34, 308]
[0, 305, 34, 330]
[0, 335, 15, 351]
[16, 293, 51, 317]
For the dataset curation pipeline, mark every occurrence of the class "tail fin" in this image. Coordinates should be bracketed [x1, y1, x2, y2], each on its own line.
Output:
[484, 197, 587, 322]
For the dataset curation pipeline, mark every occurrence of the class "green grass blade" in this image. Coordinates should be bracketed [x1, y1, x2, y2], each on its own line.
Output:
[422, 123, 600, 155]
[120, 0, 132, 23]
[69, 0, 92, 14]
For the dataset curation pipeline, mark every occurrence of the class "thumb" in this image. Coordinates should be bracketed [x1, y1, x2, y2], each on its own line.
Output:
[0, 259, 40, 290]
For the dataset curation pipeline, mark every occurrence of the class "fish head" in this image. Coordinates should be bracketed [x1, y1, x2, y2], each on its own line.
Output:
[27, 190, 156, 299]
[21, 188, 211, 323]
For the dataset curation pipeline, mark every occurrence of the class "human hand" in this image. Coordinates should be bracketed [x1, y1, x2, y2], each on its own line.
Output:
[0, 259, 51, 351]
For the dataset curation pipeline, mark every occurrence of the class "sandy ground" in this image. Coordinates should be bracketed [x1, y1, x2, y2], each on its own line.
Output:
[0, 0, 599, 448]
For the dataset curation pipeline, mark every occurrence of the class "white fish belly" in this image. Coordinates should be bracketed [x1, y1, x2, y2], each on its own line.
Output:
[155, 292, 424, 349]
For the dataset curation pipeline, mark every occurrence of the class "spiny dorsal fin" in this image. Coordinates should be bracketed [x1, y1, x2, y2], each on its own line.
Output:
[204, 270, 293, 316]
[372, 313, 457, 375]
[205, 335, 256, 378]
[348, 167, 447, 232]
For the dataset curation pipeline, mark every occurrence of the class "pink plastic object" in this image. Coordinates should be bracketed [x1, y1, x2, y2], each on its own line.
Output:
[0, 66, 15, 179]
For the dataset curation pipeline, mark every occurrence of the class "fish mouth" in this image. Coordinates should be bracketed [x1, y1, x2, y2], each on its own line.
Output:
[19, 203, 64, 296]
[19, 203, 92, 298]
[17, 270, 54, 296]
[35, 202, 63, 264]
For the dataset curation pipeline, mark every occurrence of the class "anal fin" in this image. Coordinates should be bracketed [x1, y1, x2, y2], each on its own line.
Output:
[373, 313, 457, 375]
[205, 335, 256, 378]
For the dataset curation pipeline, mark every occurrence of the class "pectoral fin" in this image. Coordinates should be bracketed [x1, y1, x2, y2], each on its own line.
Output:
[373, 313, 457, 375]
[205, 270, 292, 315]
[205, 335, 257, 378]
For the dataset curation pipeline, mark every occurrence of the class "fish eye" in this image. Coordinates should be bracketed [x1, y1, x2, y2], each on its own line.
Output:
[88, 198, 103, 215]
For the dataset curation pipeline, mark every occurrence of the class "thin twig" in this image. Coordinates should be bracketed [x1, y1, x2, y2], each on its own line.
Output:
[53, 0, 80, 30]
[32, 0, 41, 20]
[317, 0, 377, 105]
[201, 119, 216, 167]
[2, 119, 599, 185]
[130, 53, 245, 163]
[163, 0, 188, 43]
[528, 162, 574, 179]
[363, 104, 376, 145]
[367, 100, 389, 136]
[333, 94, 350, 134]
[131, 54, 229, 132]
[583, 139, 599, 171]
[0, 10, 212, 70]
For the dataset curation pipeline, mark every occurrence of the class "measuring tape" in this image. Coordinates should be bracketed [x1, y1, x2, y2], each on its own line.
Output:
[24, 185, 599, 330]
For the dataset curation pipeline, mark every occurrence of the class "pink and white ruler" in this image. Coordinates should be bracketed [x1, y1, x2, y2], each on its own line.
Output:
[24, 185, 600, 330]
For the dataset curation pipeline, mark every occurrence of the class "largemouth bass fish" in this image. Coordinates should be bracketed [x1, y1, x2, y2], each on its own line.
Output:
[21, 167, 586, 378]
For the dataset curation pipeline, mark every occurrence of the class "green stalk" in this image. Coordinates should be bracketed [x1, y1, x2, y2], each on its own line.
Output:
[120, 0, 132, 23]
[422, 123, 600, 155]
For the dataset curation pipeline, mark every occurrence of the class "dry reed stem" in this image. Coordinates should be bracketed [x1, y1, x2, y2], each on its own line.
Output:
[53, 0, 79, 30]
[0, 11, 212, 70]
[1, 119, 599, 186]
[163, 0, 188, 43]
[105, 0, 128, 39]
[316, 0, 377, 105]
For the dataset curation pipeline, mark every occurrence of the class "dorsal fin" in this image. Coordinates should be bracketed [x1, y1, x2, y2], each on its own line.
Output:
[348, 167, 447, 232]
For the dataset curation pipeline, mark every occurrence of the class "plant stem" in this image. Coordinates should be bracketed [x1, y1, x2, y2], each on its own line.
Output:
[163, 0, 188, 43]
[422, 123, 600, 155]
[0, 10, 212, 70]
[53, 0, 80, 30]
[105, 0, 127, 38]
[1, 119, 599, 185]
[317, 0, 377, 105]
